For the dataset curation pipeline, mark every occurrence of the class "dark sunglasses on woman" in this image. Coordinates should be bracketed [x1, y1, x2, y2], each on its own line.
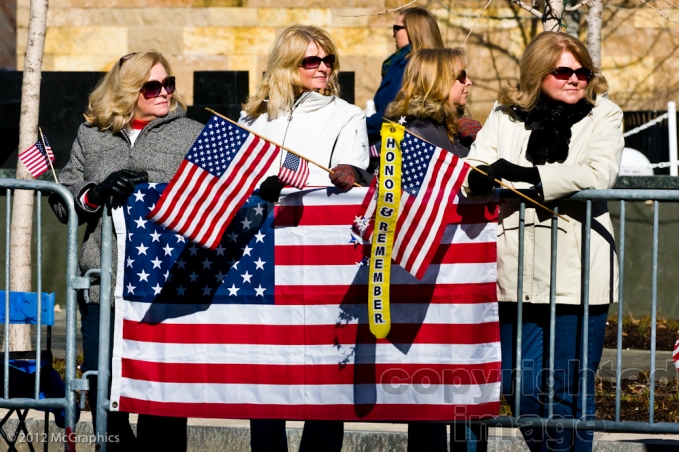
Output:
[392, 24, 406, 37]
[456, 70, 467, 83]
[300, 55, 336, 70]
[551, 67, 593, 81]
[140, 76, 176, 99]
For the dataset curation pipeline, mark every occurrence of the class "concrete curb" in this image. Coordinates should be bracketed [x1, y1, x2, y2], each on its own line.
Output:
[1, 417, 679, 452]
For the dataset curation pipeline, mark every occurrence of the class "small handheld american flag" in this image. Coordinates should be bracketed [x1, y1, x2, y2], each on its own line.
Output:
[277, 152, 310, 190]
[19, 134, 55, 179]
[148, 114, 281, 250]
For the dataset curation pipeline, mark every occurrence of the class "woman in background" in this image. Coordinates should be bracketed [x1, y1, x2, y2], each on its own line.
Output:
[366, 7, 445, 146]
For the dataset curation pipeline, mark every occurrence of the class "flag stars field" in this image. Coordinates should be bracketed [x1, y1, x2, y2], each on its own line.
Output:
[116, 183, 275, 304]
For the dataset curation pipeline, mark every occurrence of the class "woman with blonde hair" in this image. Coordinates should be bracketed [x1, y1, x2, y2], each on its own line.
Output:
[386, 47, 482, 452]
[385, 47, 479, 157]
[240, 24, 369, 203]
[50, 50, 203, 451]
[466, 31, 624, 452]
[239, 24, 369, 452]
[366, 6, 444, 144]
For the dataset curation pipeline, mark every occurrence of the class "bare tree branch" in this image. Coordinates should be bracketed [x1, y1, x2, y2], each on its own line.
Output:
[335, 0, 418, 17]
[507, 0, 544, 19]
[638, 0, 679, 25]
[565, 0, 593, 12]
[660, 0, 679, 9]
[463, 0, 496, 46]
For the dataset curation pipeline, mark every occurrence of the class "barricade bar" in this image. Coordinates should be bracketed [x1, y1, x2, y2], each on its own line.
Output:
[470, 416, 679, 433]
[0, 178, 80, 442]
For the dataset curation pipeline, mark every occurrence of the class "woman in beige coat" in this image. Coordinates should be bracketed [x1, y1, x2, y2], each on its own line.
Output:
[466, 32, 623, 452]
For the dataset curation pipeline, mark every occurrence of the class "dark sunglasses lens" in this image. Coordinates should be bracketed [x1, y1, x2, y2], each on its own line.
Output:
[302, 56, 334, 69]
[302, 56, 322, 69]
[457, 70, 466, 83]
[165, 76, 176, 93]
[553, 68, 573, 80]
[142, 81, 163, 98]
[574, 69, 591, 81]
[553, 67, 591, 81]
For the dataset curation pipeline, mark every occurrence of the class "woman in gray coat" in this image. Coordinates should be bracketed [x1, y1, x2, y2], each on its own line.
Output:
[50, 50, 203, 451]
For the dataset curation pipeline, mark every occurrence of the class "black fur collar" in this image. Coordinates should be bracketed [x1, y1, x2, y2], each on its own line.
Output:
[512, 97, 594, 164]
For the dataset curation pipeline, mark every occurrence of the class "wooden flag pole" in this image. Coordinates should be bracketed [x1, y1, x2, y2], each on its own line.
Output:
[38, 127, 59, 183]
[401, 125, 569, 223]
[206, 108, 361, 187]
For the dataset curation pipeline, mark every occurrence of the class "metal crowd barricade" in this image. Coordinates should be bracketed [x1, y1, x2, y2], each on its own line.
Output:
[89, 188, 679, 449]
[0, 178, 80, 449]
[474, 188, 679, 435]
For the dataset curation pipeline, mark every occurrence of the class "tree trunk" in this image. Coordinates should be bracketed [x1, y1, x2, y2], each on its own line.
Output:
[586, 0, 604, 70]
[9, 0, 49, 352]
[543, 0, 565, 31]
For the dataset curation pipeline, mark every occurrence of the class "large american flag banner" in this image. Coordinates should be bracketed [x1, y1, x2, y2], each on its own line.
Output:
[148, 115, 281, 250]
[111, 183, 500, 421]
[356, 131, 468, 280]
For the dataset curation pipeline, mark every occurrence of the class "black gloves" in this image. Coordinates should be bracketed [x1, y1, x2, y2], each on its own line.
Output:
[468, 159, 542, 196]
[88, 169, 148, 208]
[329, 164, 357, 191]
[489, 159, 541, 185]
[468, 165, 497, 195]
[258, 175, 285, 203]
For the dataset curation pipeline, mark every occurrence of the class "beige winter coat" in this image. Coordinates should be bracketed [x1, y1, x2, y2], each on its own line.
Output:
[465, 97, 624, 305]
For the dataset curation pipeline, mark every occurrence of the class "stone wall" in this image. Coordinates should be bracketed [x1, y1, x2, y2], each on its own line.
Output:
[13, 0, 679, 123]
[0, 0, 16, 69]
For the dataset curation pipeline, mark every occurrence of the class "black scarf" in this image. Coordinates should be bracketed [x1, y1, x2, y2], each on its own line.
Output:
[512, 97, 594, 164]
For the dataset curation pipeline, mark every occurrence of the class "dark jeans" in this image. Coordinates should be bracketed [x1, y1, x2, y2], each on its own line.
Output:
[80, 302, 187, 452]
[499, 302, 608, 452]
[250, 419, 343, 452]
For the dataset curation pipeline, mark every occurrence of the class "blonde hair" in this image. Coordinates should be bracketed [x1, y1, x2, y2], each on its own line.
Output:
[243, 25, 341, 119]
[386, 48, 467, 142]
[84, 50, 185, 134]
[498, 31, 608, 110]
[402, 7, 444, 51]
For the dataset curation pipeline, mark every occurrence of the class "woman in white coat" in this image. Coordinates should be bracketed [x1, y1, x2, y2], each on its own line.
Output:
[238, 25, 369, 452]
[466, 32, 624, 452]
[240, 25, 369, 203]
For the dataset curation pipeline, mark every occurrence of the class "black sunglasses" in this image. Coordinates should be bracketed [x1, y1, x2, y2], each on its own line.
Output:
[140, 76, 176, 99]
[551, 66, 593, 82]
[393, 24, 406, 37]
[300, 55, 336, 70]
[119, 52, 138, 67]
[456, 70, 467, 83]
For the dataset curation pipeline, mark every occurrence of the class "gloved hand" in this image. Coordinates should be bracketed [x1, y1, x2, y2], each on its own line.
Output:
[468, 165, 497, 195]
[329, 165, 356, 191]
[88, 169, 148, 208]
[489, 158, 541, 185]
[258, 175, 285, 203]
[457, 117, 482, 143]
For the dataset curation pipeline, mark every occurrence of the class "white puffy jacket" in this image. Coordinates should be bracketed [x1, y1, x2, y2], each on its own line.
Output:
[239, 91, 369, 187]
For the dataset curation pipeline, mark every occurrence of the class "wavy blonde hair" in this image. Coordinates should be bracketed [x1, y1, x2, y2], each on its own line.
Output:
[84, 50, 185, 134]
[385, 48, 467, 141]
[401, 7, 444, 51]
[498, 31, 608, 110]
[243, 25, 341, 119]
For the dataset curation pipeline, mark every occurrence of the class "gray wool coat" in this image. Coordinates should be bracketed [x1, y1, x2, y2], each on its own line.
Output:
[50, 108, 204, 305]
